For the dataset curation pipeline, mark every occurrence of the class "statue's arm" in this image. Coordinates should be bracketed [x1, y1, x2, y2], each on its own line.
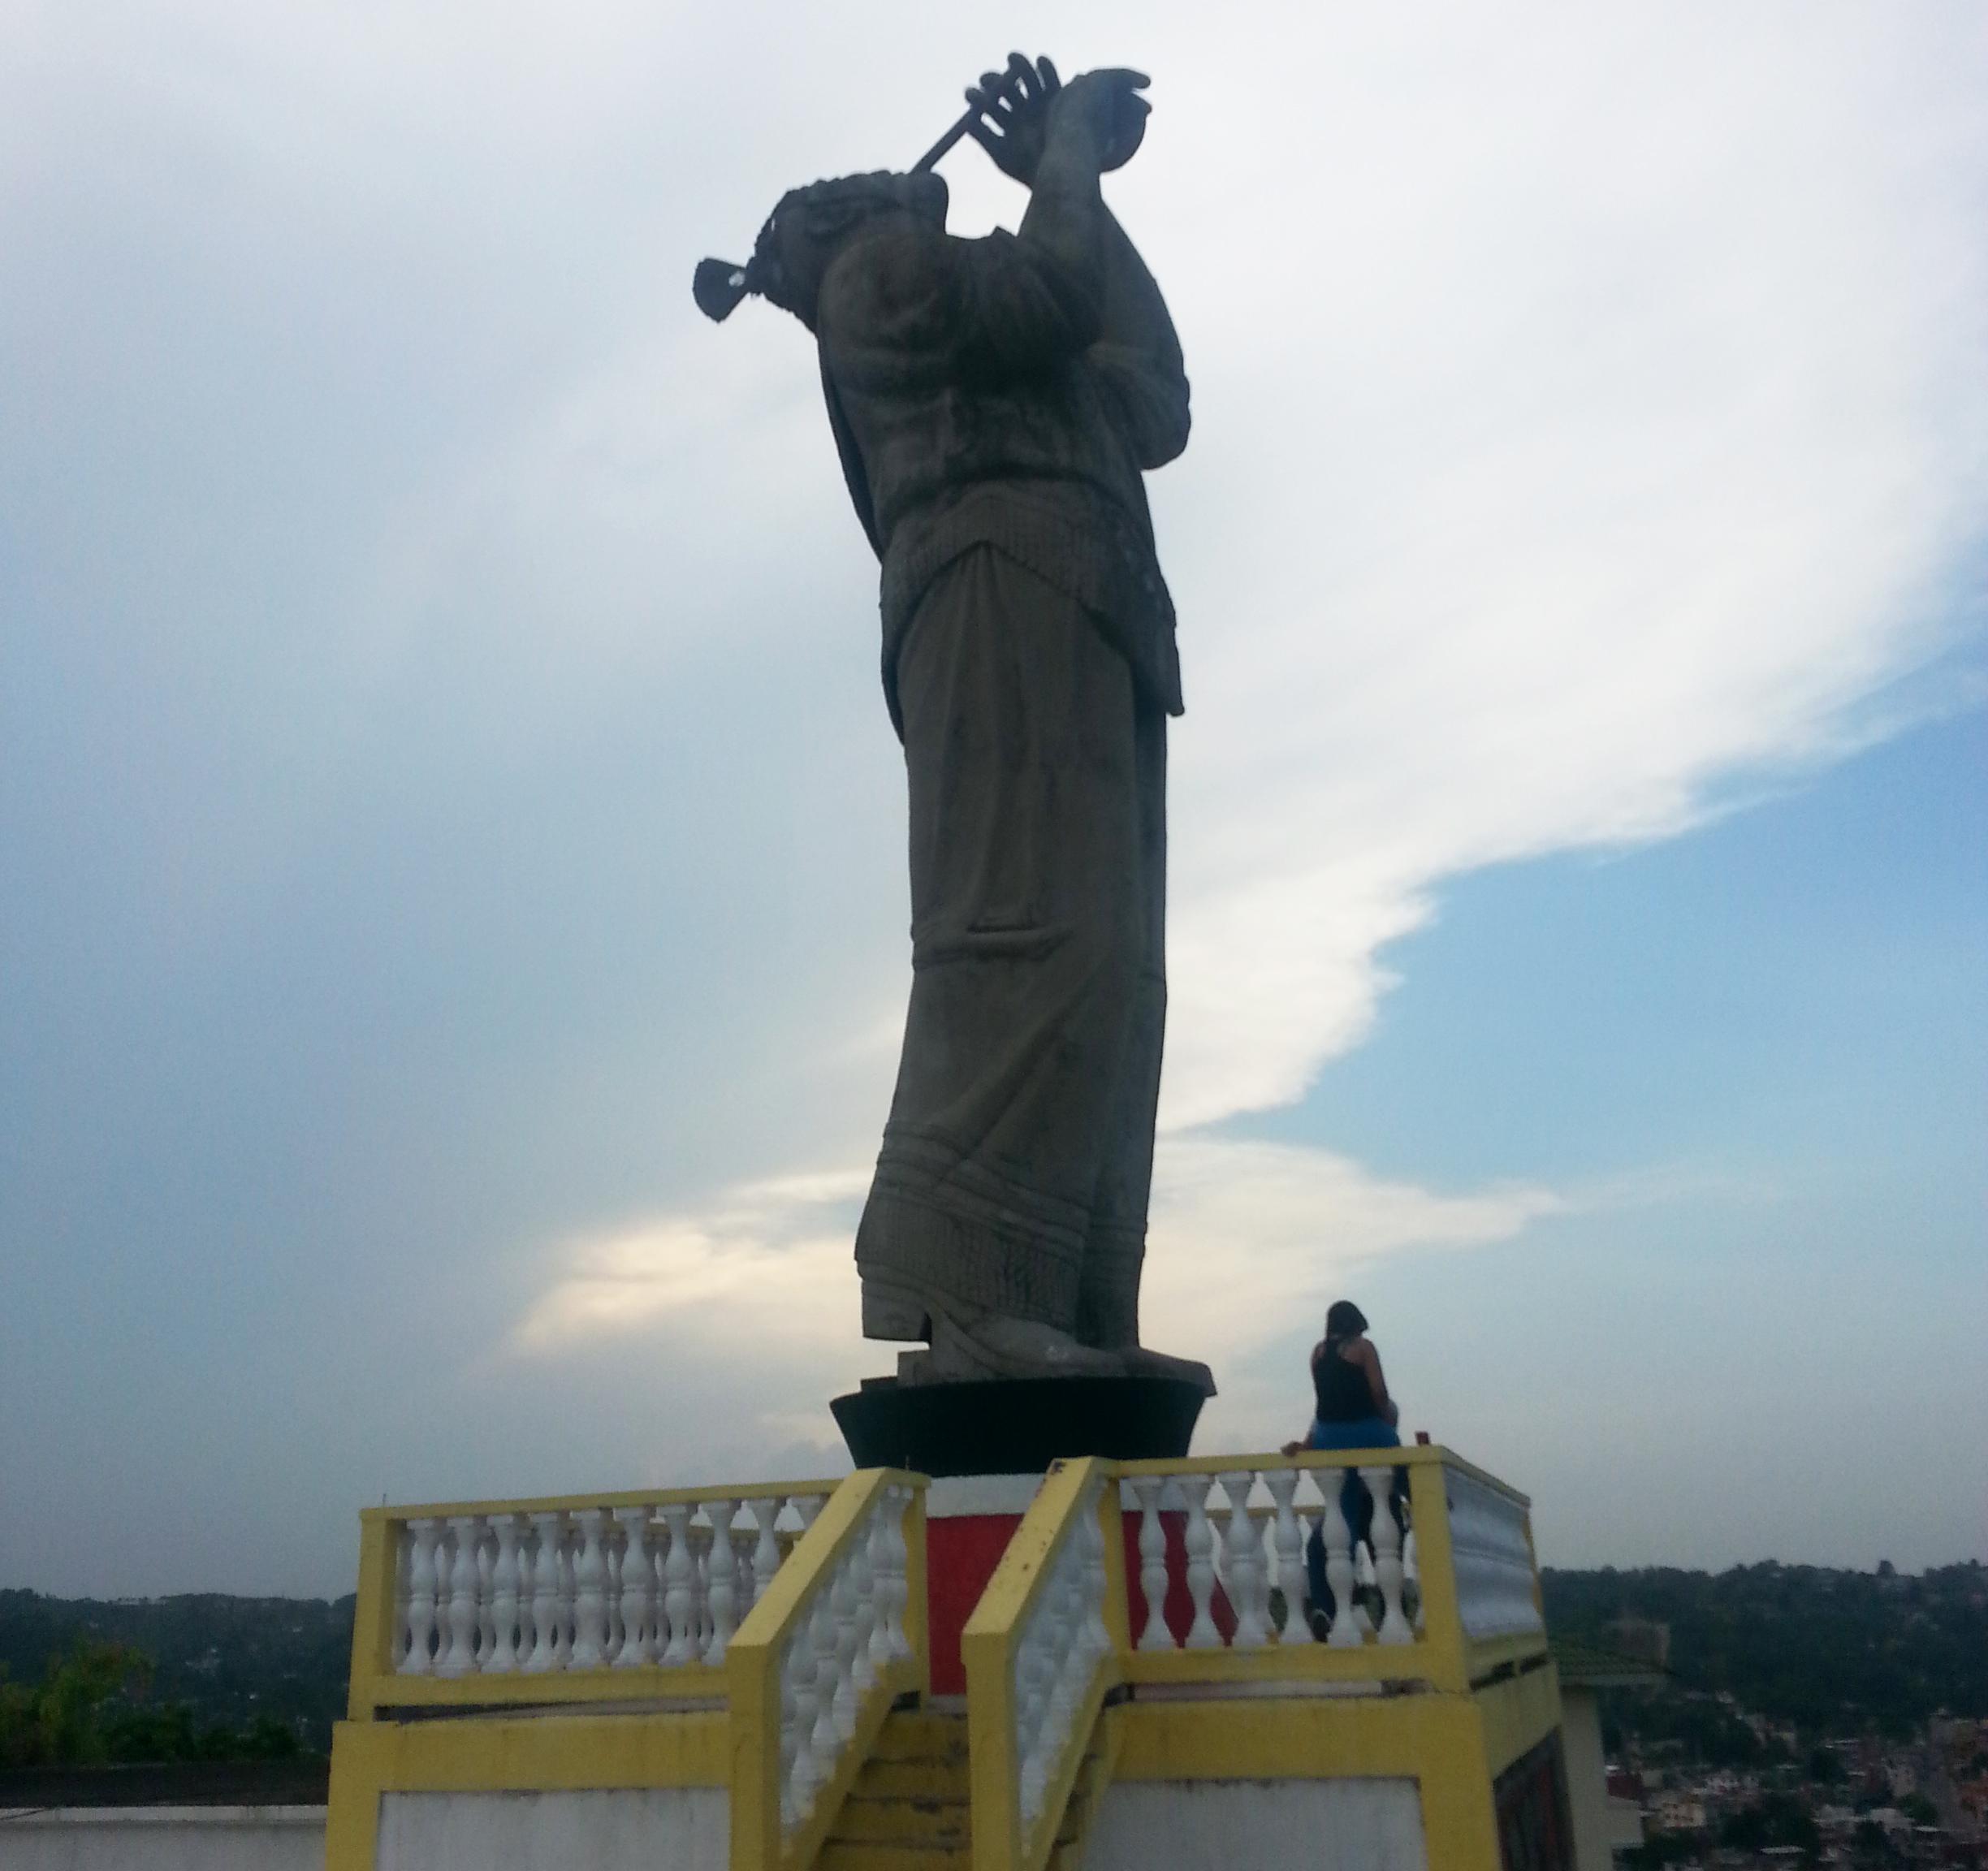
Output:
[1015, 98, 1189, 467]
[1087, 204, 1190, 469]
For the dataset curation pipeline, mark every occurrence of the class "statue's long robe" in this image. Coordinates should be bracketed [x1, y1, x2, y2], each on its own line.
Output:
[815, 196, 1189, 1346]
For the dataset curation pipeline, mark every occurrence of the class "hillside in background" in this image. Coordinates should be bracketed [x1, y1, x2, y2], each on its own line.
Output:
[2, 1562, 1982, 1761]
[1541, 1562, 1988, 1747]
[0, 1588, 353, 1756]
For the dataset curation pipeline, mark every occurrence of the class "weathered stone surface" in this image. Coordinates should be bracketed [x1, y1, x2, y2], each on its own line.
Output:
[739, 59, 1201, 1385]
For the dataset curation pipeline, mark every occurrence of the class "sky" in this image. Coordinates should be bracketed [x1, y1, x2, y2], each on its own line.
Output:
[2, 2, 1984, 1598]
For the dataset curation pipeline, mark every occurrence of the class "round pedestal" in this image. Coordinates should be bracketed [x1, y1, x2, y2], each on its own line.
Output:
[829, 1372, 1207, 1477]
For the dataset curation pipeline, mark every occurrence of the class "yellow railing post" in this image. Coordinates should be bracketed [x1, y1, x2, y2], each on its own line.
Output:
[1403, 1458, 1471, 1696]
[726, 1469, 927, 1871]
[346, 1510, 400, 1721]
[963, 1454, 1118, 1871]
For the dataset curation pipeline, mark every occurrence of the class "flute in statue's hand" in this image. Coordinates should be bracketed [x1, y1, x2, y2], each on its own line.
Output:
[959, 53, 1150, 185]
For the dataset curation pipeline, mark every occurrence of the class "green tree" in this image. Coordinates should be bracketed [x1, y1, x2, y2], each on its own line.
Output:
[0, 1640, 150, 1768]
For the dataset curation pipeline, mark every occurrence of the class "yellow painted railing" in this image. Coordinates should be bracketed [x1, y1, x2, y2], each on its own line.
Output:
[1112, 1446, 1545, 1694]
[346, 1478, 837, 1719]
[962, 1456, 1124, 1871]
[962, 1445, 1548, 1871]
[728, 1468, 928, 1871]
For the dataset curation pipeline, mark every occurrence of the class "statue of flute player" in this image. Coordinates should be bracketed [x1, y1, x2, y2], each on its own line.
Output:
[701, 55, 1208, 1390]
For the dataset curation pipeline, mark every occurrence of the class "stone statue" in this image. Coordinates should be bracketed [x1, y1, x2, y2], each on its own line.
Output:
[715, 56, 1207, 1390]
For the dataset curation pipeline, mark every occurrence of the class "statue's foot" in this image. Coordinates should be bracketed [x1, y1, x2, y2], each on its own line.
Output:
[892, 1300, 1128, 1382]
[861, 1274, 930, 1342]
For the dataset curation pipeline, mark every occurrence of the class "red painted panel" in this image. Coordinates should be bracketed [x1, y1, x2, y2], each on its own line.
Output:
[923, 1502, 1240, 1695]
[925, 1513, 1023, 1695]
[1120, 1509, 1238, 1645]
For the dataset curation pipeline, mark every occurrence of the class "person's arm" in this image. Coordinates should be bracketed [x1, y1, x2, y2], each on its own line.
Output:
[1352, 1340, 1400, 1428]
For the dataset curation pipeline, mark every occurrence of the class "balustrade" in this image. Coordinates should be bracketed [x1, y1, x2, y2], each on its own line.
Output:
[1444, 1464, 1544, 1640]
[1117, 1456, 1417, 1654]
[1011, 1472, 1113, 1844]
[740, 1473, 921, 1870]
[385, 1486, 829, 1682]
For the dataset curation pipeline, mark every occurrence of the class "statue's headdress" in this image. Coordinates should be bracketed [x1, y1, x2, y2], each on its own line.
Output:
[694, 170, 948, 324]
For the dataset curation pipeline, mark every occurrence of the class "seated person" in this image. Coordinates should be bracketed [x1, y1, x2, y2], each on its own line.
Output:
[1281, 1300, 1402, 1635]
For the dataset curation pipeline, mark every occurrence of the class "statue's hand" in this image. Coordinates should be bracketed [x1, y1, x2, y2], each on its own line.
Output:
[1051, 67, 1151, 175]
[964, 52, 1061, 185]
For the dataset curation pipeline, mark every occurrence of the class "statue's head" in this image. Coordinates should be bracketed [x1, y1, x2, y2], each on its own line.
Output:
[749, 171, 948, 331]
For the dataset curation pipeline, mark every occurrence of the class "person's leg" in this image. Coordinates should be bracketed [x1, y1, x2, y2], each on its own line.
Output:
[856, 549, 1143, 1372]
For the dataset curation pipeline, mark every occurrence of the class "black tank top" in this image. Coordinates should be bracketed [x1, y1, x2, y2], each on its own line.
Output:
[1313, 1341, 1376, 1422]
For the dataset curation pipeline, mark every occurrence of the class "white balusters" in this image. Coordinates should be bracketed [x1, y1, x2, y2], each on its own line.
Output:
[1220, 1472, 1270, 1647]
[1078, 1497, 1111, 1661]
[392, 1527, 413, 1670]
[864, 1490, 901, 1679]
[487, 1515, 523, 1673]
[404, 1519, 440, 1676]
[614, 1507, 654, 1668]
[779, 1628, 811, 1827]
[554, 1527, 576, 1668]
[1010, 1477, 1112, 1847]
[605, 1520, 625, 1663]
[387, 1489, 815, 1681]
[437, 1516, 482, 1678]
[521, 1514, 556, 1671]
[568, 1509, 608, 1668]
[1446, 1467, 1544, 1640]
[844, 1510, 879, 1702]
[1320, 1478, 1362, 1647]
[1180, 1476, 1221, 1649]
[749, 1495, 784, 1615]
[1362, 1467, 1413, 1644]
[705, 1499, 741, 1665]
[1130, 1477, 1169, 1650]
[882, 1485, 913, 1662]
[1109, 1460, 1441, 1658]
[758, 1480, 923, 1852]
[828, 1545, 863, 1741]
[475, 1528, 496, 1662]
[805, 1583, 842, 1795]
[659, 1503, 698, 1666]
[1013, 1603, 1056, 1823]
[1350, 1528, 1378, 1640]
[1265, 1468, 1306, 1642]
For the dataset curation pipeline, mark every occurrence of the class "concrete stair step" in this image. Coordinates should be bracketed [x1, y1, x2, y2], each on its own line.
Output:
[830, 1793, 972, 1847]
[862, 1711, 970, 1765]
[850, 1756, 972, 1800]
[818, 1843, 971, 1871]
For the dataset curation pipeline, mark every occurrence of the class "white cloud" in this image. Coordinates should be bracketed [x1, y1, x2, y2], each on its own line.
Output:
[3, 2, 1985, 1585]
[509, 1137, 1561, 1458]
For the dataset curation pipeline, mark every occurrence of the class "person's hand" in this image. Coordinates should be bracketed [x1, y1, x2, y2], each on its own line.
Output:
[1280, 1439, 1306, 1459]
[964, 53, 1061, 187]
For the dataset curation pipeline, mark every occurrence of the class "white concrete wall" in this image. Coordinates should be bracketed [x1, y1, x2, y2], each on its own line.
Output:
[1082, 1779, 1425, 1871]
[0, 1805, 323, 1871]
[1562, 1684, 1630, 1871]
[374, 1788, 727, 1871]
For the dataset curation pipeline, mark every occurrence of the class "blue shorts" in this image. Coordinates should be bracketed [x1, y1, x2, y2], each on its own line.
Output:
[1307, 1416, 1401, 1452]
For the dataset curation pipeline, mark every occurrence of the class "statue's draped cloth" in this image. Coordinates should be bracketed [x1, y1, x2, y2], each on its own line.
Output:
[814, 214, 1189, 1344]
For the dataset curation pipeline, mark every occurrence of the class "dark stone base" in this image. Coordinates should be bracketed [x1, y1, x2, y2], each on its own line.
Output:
[831, 1373, 1207, 1477]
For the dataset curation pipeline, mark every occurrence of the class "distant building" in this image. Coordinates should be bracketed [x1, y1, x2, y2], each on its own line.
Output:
[1601, 1617, 1670, 1670]
[1552, 1636, 1666, 1871]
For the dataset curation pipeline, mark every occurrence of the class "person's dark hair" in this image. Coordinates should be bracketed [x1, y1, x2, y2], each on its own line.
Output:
[1324, 1299, 1368, 1343]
